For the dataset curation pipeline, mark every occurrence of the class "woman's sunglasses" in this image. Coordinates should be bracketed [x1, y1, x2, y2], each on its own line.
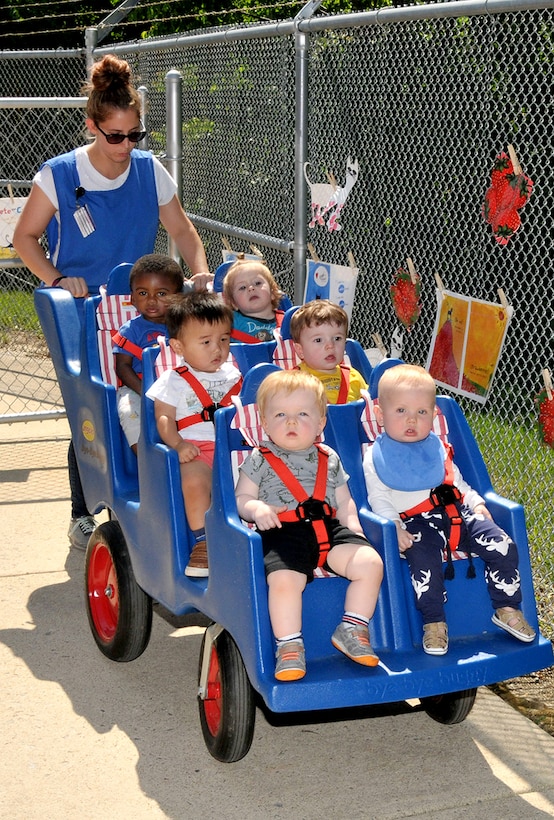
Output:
[95, 123, 147, 145]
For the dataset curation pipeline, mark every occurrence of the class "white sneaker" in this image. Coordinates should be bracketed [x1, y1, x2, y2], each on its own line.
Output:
[68, 516, 96, 550]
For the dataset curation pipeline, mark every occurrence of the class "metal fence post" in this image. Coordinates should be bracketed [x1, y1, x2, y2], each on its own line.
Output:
[85, 27, 98, 75]
[138, 85, 148, 150]
[293, 0, 322, 304]
[165, 69, 183, 262]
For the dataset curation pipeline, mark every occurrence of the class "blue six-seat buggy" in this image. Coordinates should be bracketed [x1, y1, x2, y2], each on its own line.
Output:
[34, 266, 553, 762]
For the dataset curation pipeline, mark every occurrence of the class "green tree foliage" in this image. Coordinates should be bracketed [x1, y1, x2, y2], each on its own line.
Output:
[1, 0, 394, 51]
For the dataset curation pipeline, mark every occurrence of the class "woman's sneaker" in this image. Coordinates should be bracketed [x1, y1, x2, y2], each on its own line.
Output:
[275, 639, 306, 681]
[67, 515, 96, 551]
[422, 621, 448, 655]
[331, 622, 379, 666]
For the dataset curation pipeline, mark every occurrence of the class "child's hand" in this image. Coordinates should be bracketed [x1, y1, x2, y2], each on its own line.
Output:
[176, 440, 200, 463]
[252, 502, 287, 531]
[473, 503, 492, 520]
[395, 520, 414, 553]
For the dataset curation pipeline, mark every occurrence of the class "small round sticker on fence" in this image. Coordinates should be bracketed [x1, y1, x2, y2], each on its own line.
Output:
[82, 419, 95, 442]
[313, 265, 329, 287]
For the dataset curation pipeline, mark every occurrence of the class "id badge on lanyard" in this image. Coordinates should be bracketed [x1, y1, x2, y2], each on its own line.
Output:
[73, 186, 95, 238]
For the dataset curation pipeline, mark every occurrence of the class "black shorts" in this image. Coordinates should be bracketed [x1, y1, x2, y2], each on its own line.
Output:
[260, 517, 370, 582]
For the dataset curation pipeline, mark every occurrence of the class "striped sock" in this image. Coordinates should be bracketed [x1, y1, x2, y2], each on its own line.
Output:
[342, 612, 369, 629]
[276, 632, 303, 646]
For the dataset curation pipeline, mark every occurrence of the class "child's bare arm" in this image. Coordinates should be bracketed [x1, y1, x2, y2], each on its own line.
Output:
[115, 352, 142, 394]
[154, 398, 199, 463]
[235, 472, 286, 530]
[335, 483, 364, 535]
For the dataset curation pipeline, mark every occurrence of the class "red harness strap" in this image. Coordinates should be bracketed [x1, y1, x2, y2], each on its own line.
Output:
[111, 330, 145, 362]
[336, 362, 350, 404]
[175, 366, 242, 430]
[400, 444, 463, 552]
[259, 444, 335, 567]
[230, 310, 284, 344]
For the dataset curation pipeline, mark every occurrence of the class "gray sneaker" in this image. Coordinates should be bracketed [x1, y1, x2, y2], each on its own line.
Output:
[331, 622, 379, 667]
[68, 515, 96, 551]
[275, 639, 306, 681]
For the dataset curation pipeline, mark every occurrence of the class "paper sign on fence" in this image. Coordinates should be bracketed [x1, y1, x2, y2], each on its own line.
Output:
[426, 288, 513, 403]
[0, 197, 27, 262]
[304, 260, 358, 321]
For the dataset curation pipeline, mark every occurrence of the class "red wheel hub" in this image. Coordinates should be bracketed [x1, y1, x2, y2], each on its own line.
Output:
[87, 543, 119, 643]
[203, 645, 222, 736]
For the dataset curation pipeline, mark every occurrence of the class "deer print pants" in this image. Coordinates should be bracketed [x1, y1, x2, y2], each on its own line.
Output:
[401, 503, 522, 624]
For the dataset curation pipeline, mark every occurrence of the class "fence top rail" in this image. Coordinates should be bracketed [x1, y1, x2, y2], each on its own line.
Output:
[0, 97, 87, 109]
[92, 0, 553, 57]
[0, 49, 84, 61]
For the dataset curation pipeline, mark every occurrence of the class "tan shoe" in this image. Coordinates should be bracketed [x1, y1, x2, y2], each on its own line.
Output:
[423, 621, 448, 655]
[185, 539, 209, 577]
[492, 608, 536, 642]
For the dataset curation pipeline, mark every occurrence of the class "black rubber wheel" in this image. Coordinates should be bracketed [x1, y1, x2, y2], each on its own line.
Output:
[198, 628, 256, 762]
[421, 688, 477, 724]
[85, 520, 152, 662]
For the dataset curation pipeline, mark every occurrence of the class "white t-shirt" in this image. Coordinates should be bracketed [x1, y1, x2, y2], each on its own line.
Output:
[34, 145, 177, 210]
[145, 362, 241, 441]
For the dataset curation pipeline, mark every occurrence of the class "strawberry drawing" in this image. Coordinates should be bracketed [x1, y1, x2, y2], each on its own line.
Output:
[390, 267, 421, 331]
[536, 389, 554, 447]
[482, 151, 533, 245]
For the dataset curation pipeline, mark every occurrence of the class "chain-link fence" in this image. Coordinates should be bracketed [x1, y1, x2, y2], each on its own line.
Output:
[1, 3, 553, 634]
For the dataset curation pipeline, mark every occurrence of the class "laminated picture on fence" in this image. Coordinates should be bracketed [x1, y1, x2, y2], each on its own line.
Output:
[426, 287, 513, 403]
[0, 195, 28, 262]
[304, 157, 359, 232]
[304, 259, 358, 322]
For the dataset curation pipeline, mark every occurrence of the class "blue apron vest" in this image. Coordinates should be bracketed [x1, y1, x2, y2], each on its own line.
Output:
[45, 149, 159, 292]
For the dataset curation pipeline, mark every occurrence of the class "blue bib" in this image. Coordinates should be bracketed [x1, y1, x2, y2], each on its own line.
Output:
[372, 431, 446, 492]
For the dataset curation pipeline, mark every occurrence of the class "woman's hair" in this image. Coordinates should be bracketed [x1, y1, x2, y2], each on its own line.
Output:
[289, 299, 349, 342]
[129, 254, 184, 293]
[377, 364, 436, 405]
[83, 54, 142, 123]
[222, 258, 282, 311]
[256, 369, 327, 419]
[165, 291, 233, 340]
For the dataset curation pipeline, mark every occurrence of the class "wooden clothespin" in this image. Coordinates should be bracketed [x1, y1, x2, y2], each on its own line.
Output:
[347, 251, 357, 270]
[406, 257, 417, 284]
[434, 272, 446, 293]
[497, 288, 509, 311]
[371, 332, 388, 357]
[222, 236, 233, 252]
[249, 244, 264, 258]
[507, 144, 522, 176]
[542, 368, 553, 401]
[307, 242, 319, 262]
[326, 171, 338, 190]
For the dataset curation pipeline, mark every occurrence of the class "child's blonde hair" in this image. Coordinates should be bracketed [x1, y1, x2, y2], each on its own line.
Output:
[257, 369, 327, 419]
[289, 299, 349, 343]
[223, 258, 282, 311]
[378, 364, 436, 405]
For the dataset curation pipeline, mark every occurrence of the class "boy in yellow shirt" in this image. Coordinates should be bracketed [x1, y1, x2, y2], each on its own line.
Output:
[290, 300, 366, 404]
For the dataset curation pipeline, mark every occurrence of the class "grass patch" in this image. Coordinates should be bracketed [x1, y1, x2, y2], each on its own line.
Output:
[0, 290, 41, 335]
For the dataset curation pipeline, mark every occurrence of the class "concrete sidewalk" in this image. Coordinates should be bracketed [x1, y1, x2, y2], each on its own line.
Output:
[2, 418, 554, 820]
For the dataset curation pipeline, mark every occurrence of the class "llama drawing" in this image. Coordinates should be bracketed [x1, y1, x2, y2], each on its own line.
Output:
[304, 157, 359, 232]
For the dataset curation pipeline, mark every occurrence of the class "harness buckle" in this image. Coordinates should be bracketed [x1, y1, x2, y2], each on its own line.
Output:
[295, 497, 332, 522]
[200, 403, 219, 423]
[430, 483, 462, 507]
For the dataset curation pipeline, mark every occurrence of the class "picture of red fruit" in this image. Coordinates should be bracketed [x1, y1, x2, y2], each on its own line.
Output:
[536, 389, 554, 447]
[429, 310, 460, 387]
[482, 150, 533, 245]
[390, 267, 421, 331]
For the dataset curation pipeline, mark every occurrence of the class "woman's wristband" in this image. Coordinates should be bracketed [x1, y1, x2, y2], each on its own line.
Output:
[50, 276, 66, 288]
